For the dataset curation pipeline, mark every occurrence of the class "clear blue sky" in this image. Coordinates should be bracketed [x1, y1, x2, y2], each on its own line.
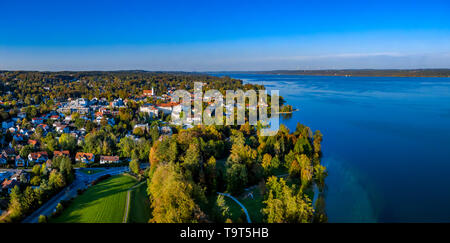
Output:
[1, 0, 449, 71]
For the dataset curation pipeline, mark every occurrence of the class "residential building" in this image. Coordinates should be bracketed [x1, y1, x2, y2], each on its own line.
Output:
[17, 113, 26, 119]
[28, 139, 38, 147]
[1, 148, 15, 158]
[75, 152, 95, 164]
[15, 155, 27, 167]
[143, 87, 154, 97]
[28, 152, 49, 164]
[54, 150, 70, 158]
[99, 155, 120, 164]
[139, 104, 159, 117]
[2, 179, 19, 193]
[2, 121, 14, 130]
[32, 117, 44, 124]
[55, 124, 69, 133]
[156, 102, 181, 115]
[11, 170, 25, 181]
[110, 98, 124, 108]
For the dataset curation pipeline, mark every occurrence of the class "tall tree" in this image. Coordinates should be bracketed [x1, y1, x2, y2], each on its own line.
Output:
[148, 164, 206, 223]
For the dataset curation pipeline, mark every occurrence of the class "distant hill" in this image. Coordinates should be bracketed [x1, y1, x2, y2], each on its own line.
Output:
[223, 69, 450, 78]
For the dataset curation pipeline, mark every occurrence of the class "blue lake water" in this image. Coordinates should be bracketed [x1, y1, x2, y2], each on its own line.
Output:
[212, 73, 450, 222]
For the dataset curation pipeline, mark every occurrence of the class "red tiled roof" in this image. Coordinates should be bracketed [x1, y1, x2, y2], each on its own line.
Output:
[158, 102, 180, 108]
[54, 150, 70, 157]
[2, 179, 19, 189]
[38, 123, 48, 129]
[75, 152, 94, 160]
[29, 152, 48, 160]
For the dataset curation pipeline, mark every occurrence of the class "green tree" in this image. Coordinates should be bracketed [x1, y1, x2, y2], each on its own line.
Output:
[59, 133, 77, 152]
[118, 137, 134, 158]
[148, 164, 206, 223]
[43, 134, 58, 152]
[57, 156, 73, 181]
[261, 153, 272, 171]
[8, 186, 23, 219]
[38, 215, 47, 223]
[129, 159, 140, 174]
[20, 145, 34, 158]
[226, 163, 248, 195]
[32, 164, 42, 176]
[215, 194, 231, 222]
[183, 142, 201, 179]
[30, 176, 41, 186]
[205, 156, 217, 192]
[262, 176, 314, 223]
[49, 170, 66, 189]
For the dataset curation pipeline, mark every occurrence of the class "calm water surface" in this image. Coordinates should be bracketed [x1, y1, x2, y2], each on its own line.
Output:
[213, 73, 450, 222]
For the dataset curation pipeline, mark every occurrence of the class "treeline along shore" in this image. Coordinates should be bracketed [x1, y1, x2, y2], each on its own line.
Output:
[219, 69, 450, 78]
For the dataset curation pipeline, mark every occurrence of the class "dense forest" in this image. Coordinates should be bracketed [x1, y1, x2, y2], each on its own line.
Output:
[0, 70, 263, 102]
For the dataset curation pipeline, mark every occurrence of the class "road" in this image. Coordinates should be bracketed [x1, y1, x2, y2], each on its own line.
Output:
[122, 180, 145, 223]
[217, 192, 252, 223]
[22, 166, 129, 223]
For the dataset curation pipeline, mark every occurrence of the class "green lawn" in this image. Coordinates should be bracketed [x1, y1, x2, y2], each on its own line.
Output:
[128, 182, 152, 223]
[51, 175, 137, 223]
[223, 196, 246, 223]
[239, 187, 264, 223]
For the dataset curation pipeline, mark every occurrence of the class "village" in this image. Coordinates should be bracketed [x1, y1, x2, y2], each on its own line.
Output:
[0, 87, 182, 215]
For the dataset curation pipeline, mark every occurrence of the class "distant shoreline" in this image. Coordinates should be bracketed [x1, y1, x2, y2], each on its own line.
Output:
[214, 69, 450, 78]
[3, 69, 450, 78]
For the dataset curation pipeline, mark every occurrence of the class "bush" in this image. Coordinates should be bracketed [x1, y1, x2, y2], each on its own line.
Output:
[52, 203, 64, 218]
[77, 189, 86, 195]
[38, 215, 47, 223]
[91, 174, 111, 186]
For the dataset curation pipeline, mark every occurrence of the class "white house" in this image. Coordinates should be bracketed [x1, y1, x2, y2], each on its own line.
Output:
[143, 87, 154, 97]
[99, 156, 120, 164]
[110, 98, 124, 108]
[31, 117, 44, 124]
[139, 105, 159, 117]
[75, 152, 95, 164]
[55, 124, 69, 133]
[156, 102, 182, 115]
[28, 152, 48, 164]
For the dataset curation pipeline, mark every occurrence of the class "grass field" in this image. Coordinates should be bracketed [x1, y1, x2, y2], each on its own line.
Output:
[239, 187, 264, 223]
[223, 196, 247, 222]
[128, 182, 152, 223]
[51, 175, 137, 223]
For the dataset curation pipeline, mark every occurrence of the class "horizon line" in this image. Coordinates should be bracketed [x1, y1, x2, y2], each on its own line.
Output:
[2, 68, 450, 73]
